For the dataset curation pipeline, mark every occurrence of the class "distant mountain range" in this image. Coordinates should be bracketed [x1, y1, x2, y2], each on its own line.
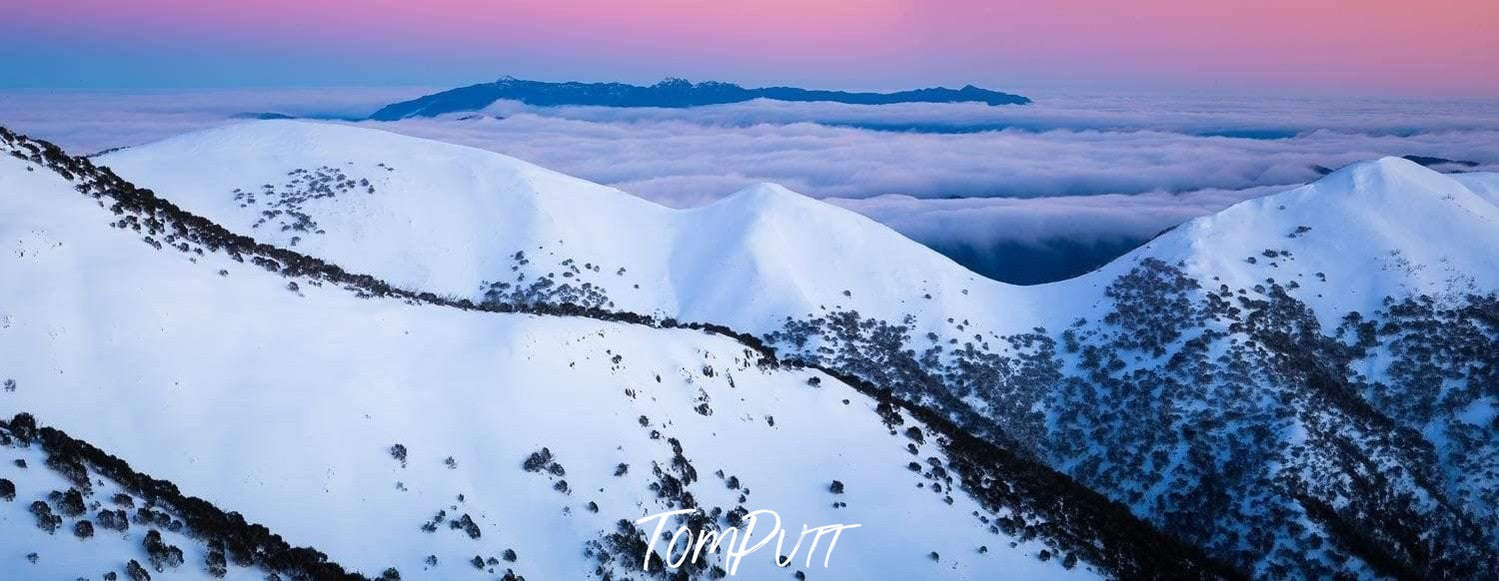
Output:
[368, 77, 1031, 120]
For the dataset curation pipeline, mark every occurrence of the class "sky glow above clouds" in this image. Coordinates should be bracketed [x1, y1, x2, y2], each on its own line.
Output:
[4, 0, 1498, 96]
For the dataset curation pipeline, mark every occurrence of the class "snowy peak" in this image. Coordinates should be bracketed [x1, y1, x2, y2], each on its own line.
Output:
[101, 120, 1018, 332]
[1318, 155, 1490, 208]
[701, 181, 918, 240]
[97, 119, 1499, 338]
[100, 119, 647, 207]
[1132, 154, 1499, 321]
[100, 120, 672, 297]
[0, 124, 1231, 580]
[716, 182, 816, 208]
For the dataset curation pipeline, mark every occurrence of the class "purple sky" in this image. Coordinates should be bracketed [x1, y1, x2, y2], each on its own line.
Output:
[4, 0, 1498, 96]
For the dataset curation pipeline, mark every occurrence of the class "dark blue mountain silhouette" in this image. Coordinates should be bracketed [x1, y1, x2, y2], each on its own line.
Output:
[369, 77, 1030, 120]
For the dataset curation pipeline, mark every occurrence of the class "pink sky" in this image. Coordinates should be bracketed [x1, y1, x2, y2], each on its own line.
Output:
[5, 0, 1497, 96]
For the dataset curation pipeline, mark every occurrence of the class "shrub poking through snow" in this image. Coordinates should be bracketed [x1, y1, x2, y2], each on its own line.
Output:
[449, 514, 481, 539]
[125, 560, 150, 581]
[50, 488, 86, 516]
[522, 448, 553, 472]
[144, 529, 185, 571]
[30, 500, 61, 533]
[96, 509, 129, 532]
[205, 539, 228, 578]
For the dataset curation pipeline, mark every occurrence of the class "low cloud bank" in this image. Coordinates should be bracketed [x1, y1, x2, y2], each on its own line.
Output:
[371, 112, 1499, 207]
[479, 92, 1499, 137]
[830, 184, 1293, 247]
[0, 87, 427, 154]
[4, 87, 1493, 282]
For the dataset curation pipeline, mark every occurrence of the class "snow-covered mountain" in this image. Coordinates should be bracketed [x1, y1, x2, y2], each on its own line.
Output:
[8, 119, 1497, 578]
[99, 121, 1499, 578]
[1139, 155, 1499, 320]
[0, 127, 1225, 579]
[98, 120, 1042, 334]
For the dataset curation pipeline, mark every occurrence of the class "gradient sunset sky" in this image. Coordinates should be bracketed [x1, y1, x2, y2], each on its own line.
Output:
[4, 0, 1496, 96]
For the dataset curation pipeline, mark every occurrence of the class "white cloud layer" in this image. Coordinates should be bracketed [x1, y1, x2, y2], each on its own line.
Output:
[3, 87, 1495, 257]
[372, 112, 1499, 206]
[0, 87, 427, 154]
[830, 184, 1292, 246]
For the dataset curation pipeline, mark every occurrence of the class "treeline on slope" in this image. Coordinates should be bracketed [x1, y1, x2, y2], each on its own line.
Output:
[842, 372, 1238, 579]
[766, 256, 1498, 578]
[1, 125, 1233, 578]
[1149, 267, 1490, 578]
[1, 412, 375, 580]
[0, 126, 778, 361]
[1351, 293, 1499, 541]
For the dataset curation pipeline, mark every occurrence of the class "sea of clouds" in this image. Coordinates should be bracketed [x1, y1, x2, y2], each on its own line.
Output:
[2, 87, 1494, 281]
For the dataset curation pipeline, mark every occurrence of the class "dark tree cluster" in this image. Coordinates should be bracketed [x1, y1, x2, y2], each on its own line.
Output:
[205, 538, 229, 577]
[760, 254, 1498, 578]
[30, 500, 61, 533]
[72, 518, 95, 538]
[235, 164, 378, 237]
[125, 559, 150, 581]
[480, 255, 615, 311]
[96, 508, 130, 532]
[143, 529, 185, 571]
[449, 513, 481, 539]
[50, 487, 87, 517]
[522, 448, 564, 475]
[0, 412, 371, 580]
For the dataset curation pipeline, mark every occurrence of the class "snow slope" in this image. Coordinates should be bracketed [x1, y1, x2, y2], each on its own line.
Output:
[101, 121, 1499, 344]
[99, 121, 1047, 336]
[1132, 157, 1499, 324]
[0, 429, 267, 581]
[97, 121, 1499, 578]
[0, 128, 1212, 579]
[1453, 171, 1499, 206]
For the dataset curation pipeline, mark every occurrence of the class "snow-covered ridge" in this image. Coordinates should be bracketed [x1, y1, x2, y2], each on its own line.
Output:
[101, 121, 1499, 342]
[1134, 156, 1499, 321]
[23, 121, 1499, 577]
[100, 120, 1038, 335]
[0, 126, 1229, 579]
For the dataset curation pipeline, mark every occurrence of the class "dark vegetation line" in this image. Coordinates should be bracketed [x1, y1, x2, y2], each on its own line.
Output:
[850, 371, 1239, 579]
[761, 259, 1497, 577]
[1, 413, 372, 580]
[1, 125, 1234, 578]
